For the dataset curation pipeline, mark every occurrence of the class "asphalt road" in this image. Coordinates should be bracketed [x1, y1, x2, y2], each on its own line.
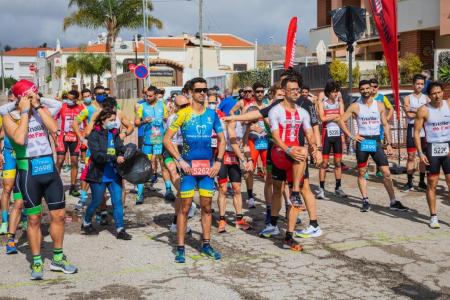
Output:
[0, 157, 449, 299]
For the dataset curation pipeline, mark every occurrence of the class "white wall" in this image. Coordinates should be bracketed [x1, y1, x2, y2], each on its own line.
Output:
[398, 0, 440, 32]
[218, 48, 255, 71]
[3, 56, 36, 80]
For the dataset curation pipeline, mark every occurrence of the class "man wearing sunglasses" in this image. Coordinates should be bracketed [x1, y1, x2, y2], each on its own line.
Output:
[229, 86, 255, 116]
[164, 77, 225, 263]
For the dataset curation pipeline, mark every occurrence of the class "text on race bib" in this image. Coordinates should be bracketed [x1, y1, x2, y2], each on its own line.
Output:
[431, 143, 449, 157]
[191, 160, 210, 176]
[31, 156, 54, 176]
[360, 139, 377, 153]
[327, 126, 341, 137]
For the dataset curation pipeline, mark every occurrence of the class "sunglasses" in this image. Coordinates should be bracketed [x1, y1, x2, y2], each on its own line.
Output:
[371, 85, 378, 88]
[193, 88, 208, 94]
[244, 90, 252, 93]
[177, 103, 190, 109]
[255, 90, 265, 94]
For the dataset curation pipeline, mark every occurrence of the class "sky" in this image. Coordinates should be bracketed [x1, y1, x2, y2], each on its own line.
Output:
[0, 0, 317, 49]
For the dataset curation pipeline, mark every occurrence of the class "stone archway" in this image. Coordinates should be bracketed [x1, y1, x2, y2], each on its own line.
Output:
[148, 59, 184, 87]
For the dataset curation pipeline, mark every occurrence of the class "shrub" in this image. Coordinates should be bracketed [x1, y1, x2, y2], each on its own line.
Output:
[438, 65, 450, 83]
[329, 59, 348, 85]
[399, 52, 423, 84]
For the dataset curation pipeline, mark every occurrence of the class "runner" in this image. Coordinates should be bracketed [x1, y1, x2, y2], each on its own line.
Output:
[229, 85, 255, 116]
[135, 86, 175, 204]
[414, 81, 450, 228]
[55, 90, 84, 197]
[338, 80, 408, 212]
[403, 74, 429, 191]
[316, 80, 347, 199]
[163, 77, 225, 263]
[136, 88, 147, 150]
[2, 80, 77, 280]
[265, 76, 318, 251]
[242, 82, 269, 208]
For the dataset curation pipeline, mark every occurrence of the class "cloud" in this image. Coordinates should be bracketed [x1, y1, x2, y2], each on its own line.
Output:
[0, 0, 316, 48]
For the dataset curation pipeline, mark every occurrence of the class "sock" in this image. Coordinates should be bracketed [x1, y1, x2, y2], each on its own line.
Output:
[420, 172, 425, 184]
[310, 220, 319, 228]
[172, 215, 177, 224]
[137, 184, 144, 198]
[70, 184, 75, 191]
[202, 239, 210, 247]
[266, 205, 271, 214]
[291, 191, 300, 198]
[431, 213, 437, 217]
[236, 214, 243, 221]
[7, 232, 15, 240]
[270, 216, 278, 227]
[390, 199, 397, 205]
[53, 248, 63, 262]
[165, 180, 172, 192]
[83, 218, 91, 227]
[33, 255, 43, 265]
[407, 174, 413, 185]
[362, 197, 369, 203]
[177, 245, 185, 252]
[219, 215, 225, 221]
[80, 190, 88, 202]
[285, 231, 293, 240]
[320, 181, 325, 189]
[335, 179, 341, 190]
[247, 189, 253, 199]
[1, 210, 8, 223]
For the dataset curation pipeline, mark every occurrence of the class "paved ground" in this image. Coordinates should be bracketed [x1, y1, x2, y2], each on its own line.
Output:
[0, 156, 449, 299]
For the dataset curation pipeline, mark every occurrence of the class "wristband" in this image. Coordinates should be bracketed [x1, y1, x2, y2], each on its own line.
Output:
[20, 109, 30, 115]
[216, 157, 223, 163]
[418, 151, 424, 158]
[176, 157, 184, 163]
[286, 147, 292, 155]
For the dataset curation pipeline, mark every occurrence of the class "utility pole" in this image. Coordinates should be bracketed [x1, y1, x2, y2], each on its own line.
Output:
[134, 34, 140, 97]
[199, 0, 203, 77]
[142, 0, 149, 86]
[0, 43, 4, 94]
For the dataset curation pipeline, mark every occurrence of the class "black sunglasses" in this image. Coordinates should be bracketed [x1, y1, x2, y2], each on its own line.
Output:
[177, 103, 190, 109]
[255, 90, 265, 94]
[193, 88, 208, 94]
[244, 90, 252, 93]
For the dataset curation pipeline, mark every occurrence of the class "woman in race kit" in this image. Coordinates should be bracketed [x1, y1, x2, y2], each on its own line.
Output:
[1, 80, 77, 280]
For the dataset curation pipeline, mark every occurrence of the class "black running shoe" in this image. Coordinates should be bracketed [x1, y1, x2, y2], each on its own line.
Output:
[361, 201, 371, 212]
[390, 201, 408, 211]
[418, 182, 427, 191]
[81, 224, 98, 235]
[117, 230, 132, 240]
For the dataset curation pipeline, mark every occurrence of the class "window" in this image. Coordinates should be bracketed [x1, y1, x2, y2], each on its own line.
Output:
[4, 63, 14, 71]
[233, 64, 247, 71]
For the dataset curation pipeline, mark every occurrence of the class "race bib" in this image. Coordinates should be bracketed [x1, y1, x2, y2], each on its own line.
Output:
[64, 116, 74, 133]
[31, 156, 54, 176]
[431, 143, 449, 157]
[191, 160, 210, 176]
[153, 144, 163, 155]
[327, 126, 340, 137]
[150, 126, 163, 144]
[360, 139, 377, 152]
[211, 137, 218, 148]
[255, 137, 268, 150]
[224, 152, 238, 165]
[64, 132, 77, 142]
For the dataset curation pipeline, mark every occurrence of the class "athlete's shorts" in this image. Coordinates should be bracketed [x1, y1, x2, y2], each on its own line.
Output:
[56, 139, 80, 157]
[218, 163, 241, 185]
[2, 148, 17, 179]
[16, 156, 65, 215]
[143, 143, 163, 160]
[266, 141, 273, 173]
[163, 145, 182, 166]
[179, 160, 215, 199]
[322, 133, 343, 160]
[80, 143, 88, 152]
[406, 124, 427, 153]
[271, 145, 306, 186]
[355, 136, 389, 168]
[425, 142, 450, 175]
[138, 136, 144, 149]
[12, 182, 23, 202]
[248, 138, 268, 169]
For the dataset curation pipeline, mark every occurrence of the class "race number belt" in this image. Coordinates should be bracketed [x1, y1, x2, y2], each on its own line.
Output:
[191, 160, 210, 176]
[255, 137, 268, 150]
[327, 126, 340, 137]
[431, 143, 449, 157]
[31, 156, 54, 176]
[224, 152, 238, 165]
[360, 139, 377, 152]
[64, 132, 77, 142]
[211, 137, 218, 148]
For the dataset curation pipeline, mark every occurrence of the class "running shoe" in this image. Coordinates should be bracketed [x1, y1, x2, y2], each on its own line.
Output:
[418, 182, 427, 191]
[361, 201, 371, 212]
[316, 188, 325, 199]
[0, 222, 7, 235]
[50, 255, 78, 274]
[150, 174, 158, 184]
[164, 190, 176, 202]
[290, 193, 303, 208]
[188, 202, 197, 219]
[335, 188, 347, 198]
[259, 224, 280, 238]
[30, 262, 44, 280]
[283, 238, 303, 251]
[175, 248, 185, 263]
[235, 218, 251, 231]
[81, 223, 98, 235]
[375, 171, 384, 178]
[364, 172, 369, 180]
[389, 201, 408, 211]
[135, 195, 144, 205]
[5, 239, 17, 254]
[403, 183, 414, 192]
[247, 197, 256, 209]
[116, 230, 132, 240]
[74, 200, 86, 211]
[295, 225, 322, 238]
[217, 219, 227, 233]
[169, 223, 192, 234]
[100, 213, 109, 225]
[296, 215, 302, 225]
[429, 216, 440, 229]
[201, 244, 221, 260]
[69, 188, 81, 197]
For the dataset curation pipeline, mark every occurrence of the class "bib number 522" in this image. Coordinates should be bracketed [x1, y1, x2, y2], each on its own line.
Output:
[431, 143, 449, 157]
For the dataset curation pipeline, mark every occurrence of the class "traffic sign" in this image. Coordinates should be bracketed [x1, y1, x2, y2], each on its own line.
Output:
[37, 51, 46, 58]
[134, 65, 149, 79]
[29, 64, 36, 72]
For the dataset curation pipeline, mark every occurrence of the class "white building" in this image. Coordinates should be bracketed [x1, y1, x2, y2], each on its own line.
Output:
[2, 47, 54, 82]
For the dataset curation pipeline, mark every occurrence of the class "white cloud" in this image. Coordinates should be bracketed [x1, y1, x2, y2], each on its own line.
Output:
[0, 0, 316, 48]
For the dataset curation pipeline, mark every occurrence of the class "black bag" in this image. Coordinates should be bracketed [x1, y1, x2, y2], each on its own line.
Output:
[117, 149, 152, 184]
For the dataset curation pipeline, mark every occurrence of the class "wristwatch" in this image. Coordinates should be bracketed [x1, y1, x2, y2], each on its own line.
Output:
[216, 157, 223, 163]
[33, 105, 44, 111]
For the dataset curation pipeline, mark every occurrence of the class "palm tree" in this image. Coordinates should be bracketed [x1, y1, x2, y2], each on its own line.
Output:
[63, 0, 162, 95]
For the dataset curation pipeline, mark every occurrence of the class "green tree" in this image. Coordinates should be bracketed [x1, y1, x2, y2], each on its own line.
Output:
[63, 0, 162, 94]
[329, 59, 348, 85]
[352, 63, 361, 87]
[399, 52, 423, 84]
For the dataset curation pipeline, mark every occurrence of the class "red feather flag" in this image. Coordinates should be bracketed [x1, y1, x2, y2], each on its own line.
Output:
[284, 17, 298, 70]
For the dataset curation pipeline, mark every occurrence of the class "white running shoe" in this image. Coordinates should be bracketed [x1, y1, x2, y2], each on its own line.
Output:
[169, 223, 192, 233]
[335, 188, 347, 198]
[259, 224, 280, 238]
[429, 216, 440, 229]
[188, 202, 197, 219]
[295, 225, 322, 238]
[316, 188, 325, 199]
[247, 198, 256, 208]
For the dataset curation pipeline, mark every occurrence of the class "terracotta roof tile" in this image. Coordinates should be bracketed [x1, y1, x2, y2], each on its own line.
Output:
[4, 47, 53, 56]
[205, 34, 253, 48]
[148, 38, 187, 48]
